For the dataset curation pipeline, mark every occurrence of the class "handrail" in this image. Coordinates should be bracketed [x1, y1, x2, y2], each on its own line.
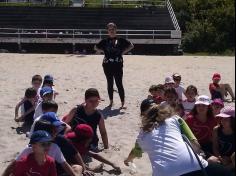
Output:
[0, 0, 166, 7]
[166, 0, 180, 31]
[84, 0, 166, 8]
[0, 28, 179, 40]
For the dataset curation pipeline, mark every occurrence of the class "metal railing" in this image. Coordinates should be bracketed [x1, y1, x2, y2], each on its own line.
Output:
[84, 0, 166, 8]
[0, 0, 166, 7]
[0, 28, 177, 40]
[166, 0, 180, 31]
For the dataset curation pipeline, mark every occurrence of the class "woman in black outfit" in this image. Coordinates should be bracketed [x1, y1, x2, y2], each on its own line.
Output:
[95, 23, 134, 109]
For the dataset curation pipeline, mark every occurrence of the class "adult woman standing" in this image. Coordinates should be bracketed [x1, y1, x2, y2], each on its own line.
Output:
[95, 22, 134, 109]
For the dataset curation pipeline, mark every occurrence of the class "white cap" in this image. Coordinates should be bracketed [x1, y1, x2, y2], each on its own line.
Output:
[165, 76, 175, 84]
[195, 95, 211, 106]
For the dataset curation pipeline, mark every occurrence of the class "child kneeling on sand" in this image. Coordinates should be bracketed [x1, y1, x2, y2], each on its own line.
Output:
[64, 88, 108, 151]
[65, 124, 121, 173]
[13, 130, 57, 176]
[15, 87, 38, 126]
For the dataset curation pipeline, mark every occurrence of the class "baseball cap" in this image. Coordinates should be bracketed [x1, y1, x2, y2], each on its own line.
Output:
[140, 99, 155, 113]
[216, 106, 235, 118]
[41, 112, 64, 127]
[44, 74, 54, 82]
[29, 130, 52, 144]
[212, 73, 221, 80]
[165, 76, 175, 84]
[66, 124, 94, 140]
[195, 95, 211, 106]
[40, 86, 53, 97]
[211, 98, 224, 107]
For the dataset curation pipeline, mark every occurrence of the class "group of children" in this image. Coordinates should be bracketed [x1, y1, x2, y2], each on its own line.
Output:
[2, 72, 235, 176]
[4, 74, 120, 176]
[124, 73, 235, 175]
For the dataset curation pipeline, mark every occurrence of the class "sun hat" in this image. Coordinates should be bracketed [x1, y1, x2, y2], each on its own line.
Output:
[165, 76, 175, 84]
[195, 95, 211, 106]
[216, 106, 235, 118]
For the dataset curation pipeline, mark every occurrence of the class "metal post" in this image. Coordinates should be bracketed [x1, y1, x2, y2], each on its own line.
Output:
[99, 30, 102, 39]
[153, 30, 155, 39]
[46, 29, 48, 38]
[72, 43, 75, 53]
[126, 30, 128, 39]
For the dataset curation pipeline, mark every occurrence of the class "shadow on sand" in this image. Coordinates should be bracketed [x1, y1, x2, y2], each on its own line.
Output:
[99, 106, 125, 119]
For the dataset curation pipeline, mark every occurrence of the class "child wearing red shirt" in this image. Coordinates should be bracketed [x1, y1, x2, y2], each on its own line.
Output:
[13, 130, 57, 176]
[186, 95, 217, 157]
[65, 124, 121, 172]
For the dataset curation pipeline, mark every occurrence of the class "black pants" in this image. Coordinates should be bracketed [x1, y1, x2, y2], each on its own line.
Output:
[180, 163, 233, 176]
[103, 65, 125, 103]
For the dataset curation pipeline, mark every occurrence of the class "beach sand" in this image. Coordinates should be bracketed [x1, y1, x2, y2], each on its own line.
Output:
[0, 54, 235, 175]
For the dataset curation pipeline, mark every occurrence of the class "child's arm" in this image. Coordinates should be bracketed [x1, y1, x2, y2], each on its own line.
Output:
[124, 142, 143, 165]
[99, 117, 109, 149]
[15, 107, 35, 122]
[63, 107, 77, 124]
[14, 99, 25, 121]
[88, 151, 121, 172]
[212, 126, 221, 157]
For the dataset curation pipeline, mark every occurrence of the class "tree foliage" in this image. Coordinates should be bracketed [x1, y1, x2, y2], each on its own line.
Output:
[171, 0, 235, 53]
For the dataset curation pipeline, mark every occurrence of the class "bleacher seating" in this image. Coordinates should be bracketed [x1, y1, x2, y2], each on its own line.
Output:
[0, 6, 175, 30]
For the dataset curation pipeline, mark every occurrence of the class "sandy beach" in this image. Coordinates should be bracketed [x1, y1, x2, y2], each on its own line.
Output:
[0, 54, 235, 175]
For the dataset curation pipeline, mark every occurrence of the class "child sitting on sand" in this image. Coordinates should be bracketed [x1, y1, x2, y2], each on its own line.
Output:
[15, 75, 42, 117]
[13, 130, 57, 176]
[164, 76, 175, 89]
[15, 87, 37, 126]
[63, 88, 109, 151]
[65, 124, 121, 173]
[208, 106, 235, 174]
[209, 73, 235, 102]
[162, 88, 185, 117]
[185, 95, 217, 156]
[38, 74, 59, 100]
[147, 84, 165, 104]
[182, 85, 198, 115]
[173, 73, 186, 101]
[34, 86, 54, 120]
[211, 99, 224, 120]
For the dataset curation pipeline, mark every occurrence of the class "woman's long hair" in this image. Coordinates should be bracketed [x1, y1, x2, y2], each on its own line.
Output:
[141, 104, 174, 133]
[190, 105, 214, 119]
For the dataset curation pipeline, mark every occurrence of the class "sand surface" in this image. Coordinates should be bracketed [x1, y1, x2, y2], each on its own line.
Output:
[0, 54, 235, 175]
